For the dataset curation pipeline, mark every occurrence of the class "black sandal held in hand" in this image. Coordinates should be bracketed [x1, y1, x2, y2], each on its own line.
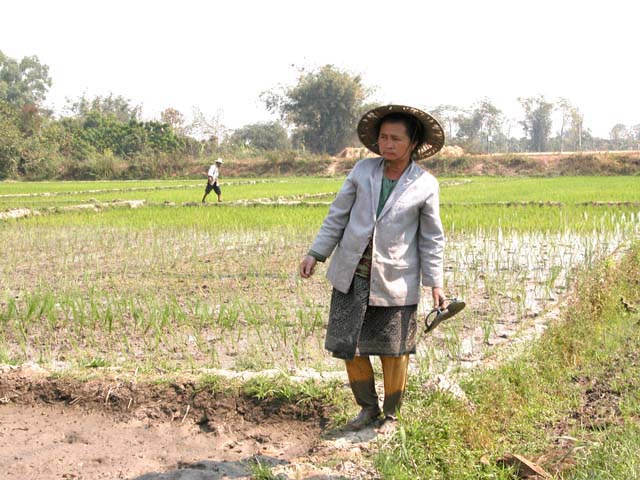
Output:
[425, 298, 466, 333]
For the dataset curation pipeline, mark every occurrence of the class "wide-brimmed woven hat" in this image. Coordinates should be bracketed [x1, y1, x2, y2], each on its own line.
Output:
[357, 105, 445, 159]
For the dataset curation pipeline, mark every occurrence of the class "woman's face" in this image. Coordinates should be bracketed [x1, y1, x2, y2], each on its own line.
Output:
[378, 121, 417, 163]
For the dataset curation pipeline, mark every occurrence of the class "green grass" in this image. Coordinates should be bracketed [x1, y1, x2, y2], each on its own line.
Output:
[444, 204, 640, 234]
[0, 179, 197, 194]
[11, 204, 328, 231]
[8, 199, 640, 238]
[439, 176, 640, 204]
[567, 425, 640, 479]
[0, 177, 343, 209]
[249, 457, 280, 480]
[375, 243, 640, 479]
[1, 176, 639, 375]
[4, 176, 640, 210]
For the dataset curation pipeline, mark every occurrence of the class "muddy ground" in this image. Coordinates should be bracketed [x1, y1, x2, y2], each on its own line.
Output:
[0, 288, 564, 480]
[0, 365, 379, 480]
[2, 314, 635, 479]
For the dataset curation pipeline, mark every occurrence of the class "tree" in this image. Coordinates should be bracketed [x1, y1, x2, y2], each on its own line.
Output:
[519, 96, 554, 152]
[160, 107, 186, 135]
[502, 117, 522, 153]
[455, 98, 504, 153]
[57, 110, 184, 160]
[555, 98, 576, 153]
[565, 108, 586, 151]
[430, 104, 462, 141]
[632, 124, 640, 150]
[0, 50, 51, 107]
[0, 51, 61, 179]
[228, 121, 291, 151]
[262, 64, 370, 154]
[66, 93, 141, 122]
[188, 107, 227, 144]
[0, 101, 22, 178]
[609, 123, 630, 150]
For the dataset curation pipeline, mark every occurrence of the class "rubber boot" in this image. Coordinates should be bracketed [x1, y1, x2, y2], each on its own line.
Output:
[344, 355, 381, 430]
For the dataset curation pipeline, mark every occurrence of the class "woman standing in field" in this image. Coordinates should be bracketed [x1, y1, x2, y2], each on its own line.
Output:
[299, 105, 447, 431]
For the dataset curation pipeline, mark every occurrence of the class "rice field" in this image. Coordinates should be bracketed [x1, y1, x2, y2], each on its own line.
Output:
[1, 175, 639, 376]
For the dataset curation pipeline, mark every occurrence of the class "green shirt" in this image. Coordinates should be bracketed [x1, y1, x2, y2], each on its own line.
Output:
[377, 176, 398, 216]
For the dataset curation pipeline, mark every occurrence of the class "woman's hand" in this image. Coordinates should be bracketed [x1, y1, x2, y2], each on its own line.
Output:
[432, 287, 446, 309]
[299, 255, 318, 278]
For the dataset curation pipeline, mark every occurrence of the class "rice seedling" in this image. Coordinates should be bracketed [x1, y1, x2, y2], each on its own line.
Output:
[1, 176, 639, 375]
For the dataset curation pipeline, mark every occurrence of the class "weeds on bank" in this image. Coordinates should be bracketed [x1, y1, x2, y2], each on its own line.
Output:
[248, 456, 281, 480]
[376, 243, 640, 479]
[243, 374, 349, 414]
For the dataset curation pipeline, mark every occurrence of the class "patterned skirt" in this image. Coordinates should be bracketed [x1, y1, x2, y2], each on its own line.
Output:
[325, 274, 418, 360]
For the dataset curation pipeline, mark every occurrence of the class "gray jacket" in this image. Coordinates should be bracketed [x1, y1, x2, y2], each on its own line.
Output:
[310, 157, 445, 306]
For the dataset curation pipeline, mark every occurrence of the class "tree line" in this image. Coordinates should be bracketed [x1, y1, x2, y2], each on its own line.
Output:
[1, 50, 638, 180]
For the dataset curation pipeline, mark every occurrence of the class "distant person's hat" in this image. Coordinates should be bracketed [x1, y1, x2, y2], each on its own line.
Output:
[215, 158, 224, 164]
[357, 105, 445, 159]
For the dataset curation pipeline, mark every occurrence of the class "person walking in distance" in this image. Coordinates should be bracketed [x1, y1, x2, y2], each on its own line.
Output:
[202, 158, 223, 203]
[299, 105, 447, 432]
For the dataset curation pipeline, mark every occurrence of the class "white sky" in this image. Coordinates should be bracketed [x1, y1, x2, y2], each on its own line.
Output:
[2, 0, 638, 138]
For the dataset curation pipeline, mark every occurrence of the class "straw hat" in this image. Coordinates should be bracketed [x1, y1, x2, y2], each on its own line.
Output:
[215, 158, 224, 164]
[357, 105, 445, 159]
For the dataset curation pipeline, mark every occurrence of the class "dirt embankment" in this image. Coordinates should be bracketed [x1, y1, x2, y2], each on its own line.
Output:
[221, 151, 640, 178]
[422, 151, 640, 177]
[0, 366, 339, 480]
